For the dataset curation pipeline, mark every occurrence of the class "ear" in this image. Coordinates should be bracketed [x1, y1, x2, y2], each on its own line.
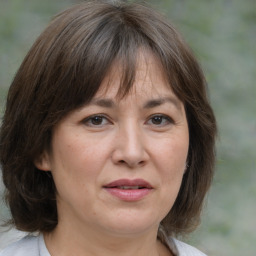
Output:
[183, 162, 189, 174]
[34, 151, 51, 171]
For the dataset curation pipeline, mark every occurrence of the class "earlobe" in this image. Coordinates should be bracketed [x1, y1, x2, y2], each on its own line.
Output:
[34, 151, 51, 171]
[184, 162, 189, 174]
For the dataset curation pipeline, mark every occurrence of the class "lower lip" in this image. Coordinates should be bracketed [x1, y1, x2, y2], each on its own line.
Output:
[104, 188, 152, 201]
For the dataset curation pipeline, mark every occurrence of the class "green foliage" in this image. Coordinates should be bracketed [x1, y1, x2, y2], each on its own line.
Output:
[0, 0, 255, 255]
[0, 0, 74, 89]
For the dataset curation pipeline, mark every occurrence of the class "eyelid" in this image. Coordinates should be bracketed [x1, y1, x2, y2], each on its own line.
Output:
[82, 114, 112, 127]
[146, 114, 174, 126]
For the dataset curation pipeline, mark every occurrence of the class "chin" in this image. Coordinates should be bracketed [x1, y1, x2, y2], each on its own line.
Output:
[101, 212, 161, 236]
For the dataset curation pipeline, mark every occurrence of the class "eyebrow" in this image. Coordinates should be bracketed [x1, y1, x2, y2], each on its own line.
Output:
[90, 99, 114, 108]
[90, 96, 181, 110]
[143, 97, 181, 110]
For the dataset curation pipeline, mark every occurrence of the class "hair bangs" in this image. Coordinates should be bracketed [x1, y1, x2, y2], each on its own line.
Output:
[52, 10, 154, 111]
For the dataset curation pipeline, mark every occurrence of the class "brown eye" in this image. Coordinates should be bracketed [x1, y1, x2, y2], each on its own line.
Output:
[83, 115, 110, 127]
[147, 115, 173, 126]
[151, 116, 164, 125]
[91, 116, 104, 125]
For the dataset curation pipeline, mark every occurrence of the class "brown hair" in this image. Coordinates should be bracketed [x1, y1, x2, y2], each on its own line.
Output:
[0, 0, 217, 235]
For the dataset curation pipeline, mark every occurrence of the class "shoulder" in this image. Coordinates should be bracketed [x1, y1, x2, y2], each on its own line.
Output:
[0, 235, 39, 256]
[157, 226, 207, 256]
[172, 238, 207, 256]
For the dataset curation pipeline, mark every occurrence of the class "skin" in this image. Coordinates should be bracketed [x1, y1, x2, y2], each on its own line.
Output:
[36, 51, 189, 256]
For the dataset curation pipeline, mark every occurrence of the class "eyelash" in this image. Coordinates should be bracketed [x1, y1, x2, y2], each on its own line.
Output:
[82, 114, 111, 127]
[82, 114, 174, 127]
[146, 114, 174, 126]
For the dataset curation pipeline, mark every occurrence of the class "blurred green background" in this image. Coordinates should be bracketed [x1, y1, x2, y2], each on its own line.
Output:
[0, 0, 255, 255]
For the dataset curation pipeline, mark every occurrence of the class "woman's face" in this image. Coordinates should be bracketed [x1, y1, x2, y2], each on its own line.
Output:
[37, 52, 189, 237]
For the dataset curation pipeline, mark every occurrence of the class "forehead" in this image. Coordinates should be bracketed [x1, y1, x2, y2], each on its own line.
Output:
[95, 50, 175, 101]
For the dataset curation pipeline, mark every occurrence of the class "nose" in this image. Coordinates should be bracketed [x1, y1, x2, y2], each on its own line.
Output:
[111, 123, 149, 168]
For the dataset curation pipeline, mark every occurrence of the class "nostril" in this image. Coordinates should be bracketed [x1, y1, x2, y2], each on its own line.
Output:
[138, 160, 145, 166]
[117, 159, 145, 167]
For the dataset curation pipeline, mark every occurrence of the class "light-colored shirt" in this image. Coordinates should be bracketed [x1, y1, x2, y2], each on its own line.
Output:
[0, 231, 206, 256]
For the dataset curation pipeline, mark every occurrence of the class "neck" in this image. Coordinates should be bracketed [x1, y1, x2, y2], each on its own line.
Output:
[44, 223, 171, 256]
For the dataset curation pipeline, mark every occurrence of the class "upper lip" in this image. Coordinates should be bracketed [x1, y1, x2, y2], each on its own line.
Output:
[103, 179, 153, 189]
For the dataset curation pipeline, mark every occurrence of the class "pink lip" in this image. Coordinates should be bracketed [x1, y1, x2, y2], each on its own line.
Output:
[103, 179, 153, 202]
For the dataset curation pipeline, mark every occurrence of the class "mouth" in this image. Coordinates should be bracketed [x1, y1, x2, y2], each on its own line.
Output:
[103, 179, 153, 201]
[103, 179, 153, 189]
[115, 186, 146, 189]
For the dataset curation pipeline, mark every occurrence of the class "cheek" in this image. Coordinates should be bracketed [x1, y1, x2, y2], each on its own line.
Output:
[50, 143, 103, 212]
[153, 136, 188, 196]
[155, 137, 188, 171]
[159, 140, 188, 204]
[50, 138, 101, 191]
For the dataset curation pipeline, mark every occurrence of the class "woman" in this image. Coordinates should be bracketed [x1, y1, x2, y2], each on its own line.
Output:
[0, 1, 217, 255]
